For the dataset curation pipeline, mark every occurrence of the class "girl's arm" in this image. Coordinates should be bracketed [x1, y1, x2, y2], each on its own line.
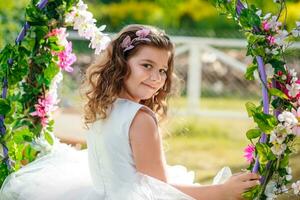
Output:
[129, 109, 259, 200]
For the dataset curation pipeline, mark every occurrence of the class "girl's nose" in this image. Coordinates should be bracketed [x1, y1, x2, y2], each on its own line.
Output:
[150, 70, 161, 82]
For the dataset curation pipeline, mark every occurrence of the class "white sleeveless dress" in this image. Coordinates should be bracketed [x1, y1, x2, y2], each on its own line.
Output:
[1, 98, 211, 200]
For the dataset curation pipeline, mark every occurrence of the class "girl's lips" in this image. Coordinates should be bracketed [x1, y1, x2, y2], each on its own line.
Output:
[142, 82, 157, 90]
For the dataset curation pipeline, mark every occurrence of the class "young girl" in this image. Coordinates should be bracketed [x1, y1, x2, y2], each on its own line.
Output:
[0, 24, 260, 200]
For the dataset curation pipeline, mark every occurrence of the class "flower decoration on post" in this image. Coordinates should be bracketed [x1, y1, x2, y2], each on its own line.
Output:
[211, 0, 300, 199]
[0, 0, 110, 187]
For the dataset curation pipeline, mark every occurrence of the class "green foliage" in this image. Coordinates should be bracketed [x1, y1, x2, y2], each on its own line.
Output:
[246, 128, 261, 140]
[211, 0, 300, 199]
[245, 63, 257, 80]
[0, 0, 79, 187]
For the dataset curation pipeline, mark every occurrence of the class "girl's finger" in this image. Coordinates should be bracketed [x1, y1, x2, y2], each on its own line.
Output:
[242, 179, 260, 189]
[239, 173, 260, 181]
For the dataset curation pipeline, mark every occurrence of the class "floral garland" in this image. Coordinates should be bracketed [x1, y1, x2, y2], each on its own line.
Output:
[0, 0, 110, 187]
[211, 0, 300, 199]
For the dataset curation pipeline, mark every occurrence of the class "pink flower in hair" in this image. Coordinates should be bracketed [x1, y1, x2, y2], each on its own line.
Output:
[122, 28, 151, 52]
[136, 28, 150, 38]
[121, 35, 134, 52]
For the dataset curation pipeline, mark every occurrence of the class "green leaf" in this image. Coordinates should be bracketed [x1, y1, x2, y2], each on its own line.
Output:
[25, 4, 48, 25]
[279, 155, 289, 168]
[239, 7, 261, 30]
[246, 129, 261, 139]
[44, 131, 54, 145]
[269, 59, 286, 74]
[21, 36, 36, 52]
[242, 185, 260, 200]
[13, 127, 34, 144]
[256, 143, 276, 165]
[245, 102, 257, 117]
[44, 62, 59, 83]
[253, 112, 277, 133]
[0, 99, 11, 115]
[34, 26, 49, 44]
[245, 63, 257, 80]
[23, 144, 37, 162]
[269, 88, 288, 99]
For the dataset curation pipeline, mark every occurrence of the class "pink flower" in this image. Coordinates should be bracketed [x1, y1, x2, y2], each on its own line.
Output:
[244, 144, 255, 163]
[267, 35, 275, 45]
[47, 28, 61, 37]
[121, 35, 134, 52]
[136, 28, 150, 38]
[262, 21, 271, 31]
[57, 42, 76, 72]
[30, 94, 58, 127]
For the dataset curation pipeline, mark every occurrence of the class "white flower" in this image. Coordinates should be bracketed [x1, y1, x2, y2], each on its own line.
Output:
[263, 13, 272, 20]
[296, 21, 300, 27]
[89, 30, 111, 55]
[274, 30, 289, 46]
[282, 74, 287, 80]
[268, 16, 282, 31]
[271, 143, 286, 156]
[292, 180, 300, 195]
[265, 47, 279, 55]
[278, 111, 298, 127]
[65, 11, 76, 24]
[77, 0, 88, 11]
[285, 165, 293, 182]
[286, 83, 300, 98]
[269, 131, 286, 144]
[256, 10, 262, 17]
[286, 166, 292, 174]
[31, 134, 54, 157]
[56, 28, 69, 47]
[292, 29, 300, 37]
[49, 71, 63, 104]
[289, 69, 297, 77]
[286, 174, 293, 181]
[65, 0, 111, 55]
[265, 63, 275, 79]
[265, 181, 278, 199]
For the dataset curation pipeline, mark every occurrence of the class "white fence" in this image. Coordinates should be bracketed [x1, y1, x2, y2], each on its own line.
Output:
[68, 32, 300, 118]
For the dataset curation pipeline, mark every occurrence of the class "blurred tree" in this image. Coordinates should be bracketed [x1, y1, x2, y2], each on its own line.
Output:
[0, 0, 29, 49]
[86, 0, 300, 37]
[0, 0, 299, 50]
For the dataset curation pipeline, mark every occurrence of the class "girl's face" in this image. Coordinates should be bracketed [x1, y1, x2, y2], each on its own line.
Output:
[120, 46, 170, 102]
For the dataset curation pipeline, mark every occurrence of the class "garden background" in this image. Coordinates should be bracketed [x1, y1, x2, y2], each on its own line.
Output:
[1, 1, 300, 199]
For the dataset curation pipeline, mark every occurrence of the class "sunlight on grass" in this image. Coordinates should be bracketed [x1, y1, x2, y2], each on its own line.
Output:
[168, 96, 260, 111]
[162, 115, 300, 188]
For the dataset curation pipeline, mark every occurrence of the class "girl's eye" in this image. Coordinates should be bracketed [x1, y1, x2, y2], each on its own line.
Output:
[142, 64, 152, 69]
[159, 69, 167, 74]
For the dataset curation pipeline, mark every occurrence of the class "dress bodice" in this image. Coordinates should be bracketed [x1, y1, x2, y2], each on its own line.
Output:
[86, 98, 157, 199]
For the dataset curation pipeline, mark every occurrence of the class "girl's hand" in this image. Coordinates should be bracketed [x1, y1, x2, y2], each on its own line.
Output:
[221, 172, 260, 200]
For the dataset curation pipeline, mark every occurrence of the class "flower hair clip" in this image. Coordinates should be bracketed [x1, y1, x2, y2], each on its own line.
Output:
[121, 28, 151, 52]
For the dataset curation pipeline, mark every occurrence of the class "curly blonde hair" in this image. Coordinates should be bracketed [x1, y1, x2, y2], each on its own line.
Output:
[82, 24, 175, 128]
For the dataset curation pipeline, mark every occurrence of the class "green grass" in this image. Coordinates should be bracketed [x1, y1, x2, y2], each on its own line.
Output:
[162, 115, 300, 199]
[162, 116, 253, 183]
[168, 96, 260, 111]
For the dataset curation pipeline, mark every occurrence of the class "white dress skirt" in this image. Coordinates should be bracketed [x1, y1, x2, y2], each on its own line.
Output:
[0, 98, 231, 200]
